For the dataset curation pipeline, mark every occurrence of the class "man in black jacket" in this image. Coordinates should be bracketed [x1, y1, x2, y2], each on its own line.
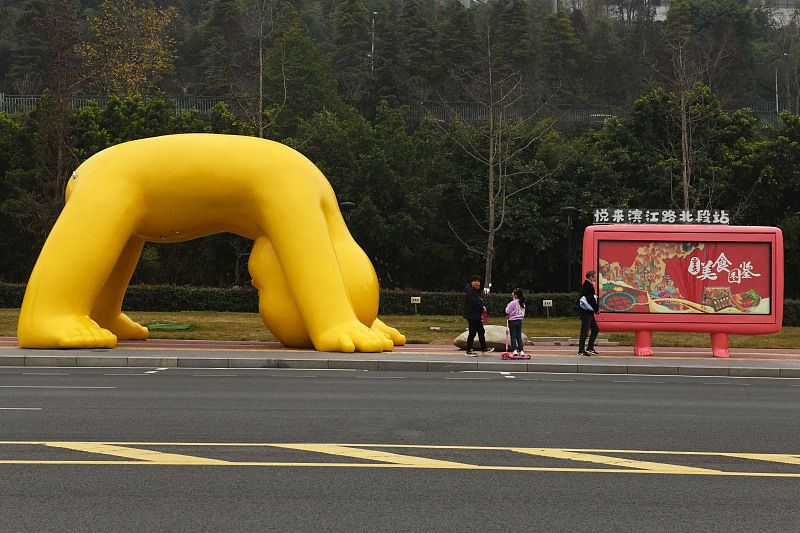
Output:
[578, 270, 600, 356]
[463, 274, 494, 356]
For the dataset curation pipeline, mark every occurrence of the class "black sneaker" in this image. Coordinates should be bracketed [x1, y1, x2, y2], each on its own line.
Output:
[578, 350, 590, 357]
[586, 348, 599, 356]
[465, 350, 477, 357]
[482, 347, 495, 354]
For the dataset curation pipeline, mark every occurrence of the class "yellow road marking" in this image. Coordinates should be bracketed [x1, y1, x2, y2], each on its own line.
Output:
[269, 443, 476, 468]
[510, 447, 720, 474]
[0, 460, 799, 477]
[722, 453, 800, 465]
[0, 443, 799, 477]
[44, 442, 230, 464]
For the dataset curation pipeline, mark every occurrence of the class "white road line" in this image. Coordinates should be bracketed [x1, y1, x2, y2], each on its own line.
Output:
[0, 407, 42, 410]
[22, 373, 69, 376]
[0, 386, 115, 389]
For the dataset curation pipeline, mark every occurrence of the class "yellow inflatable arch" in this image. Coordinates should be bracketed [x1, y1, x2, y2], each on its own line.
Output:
[17, 134, 405, 352]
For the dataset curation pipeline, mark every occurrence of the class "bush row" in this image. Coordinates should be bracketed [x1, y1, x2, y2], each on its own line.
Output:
[380, 290, 581, 318]
[2, 283, 800, 326]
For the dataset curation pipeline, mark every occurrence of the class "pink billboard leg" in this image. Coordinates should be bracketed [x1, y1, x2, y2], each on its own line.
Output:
[711, 332, 730, 358]
[634, 330, 653, 356]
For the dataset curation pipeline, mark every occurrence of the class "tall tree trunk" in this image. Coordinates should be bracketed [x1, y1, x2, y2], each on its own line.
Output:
[681, 90, 691, 211]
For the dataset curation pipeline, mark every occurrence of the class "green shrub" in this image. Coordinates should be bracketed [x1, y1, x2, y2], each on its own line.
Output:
[0, 283, 25, 307]
[380, 290, 580, 318]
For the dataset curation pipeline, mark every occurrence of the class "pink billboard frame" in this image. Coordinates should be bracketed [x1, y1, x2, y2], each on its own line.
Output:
[581, 224, 784, 358]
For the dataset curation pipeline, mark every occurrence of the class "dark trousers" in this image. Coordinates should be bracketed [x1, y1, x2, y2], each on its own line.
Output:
[507, 320, 523, 352]
[466, 319, 486, 351]
[579, 311, 599, 352]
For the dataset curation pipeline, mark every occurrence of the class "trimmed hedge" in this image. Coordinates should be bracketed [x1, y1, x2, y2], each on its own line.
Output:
[2, 283, 800, 325]
[381, 290, 580, 318]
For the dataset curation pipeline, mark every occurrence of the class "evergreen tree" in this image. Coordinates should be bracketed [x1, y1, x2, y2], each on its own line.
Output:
[262, 1, 342, 138]
[434, 0, 480, 101]
[8, 0, 49, 93]
[201, 0, 247, 96]
[331, 0, 371, 109]
[585, 17, 625, 104]
[397, 0, 435, 103]
[371, 0, 407, 108]
[489, 0, 534, 80]
[536, 10, 587, 103]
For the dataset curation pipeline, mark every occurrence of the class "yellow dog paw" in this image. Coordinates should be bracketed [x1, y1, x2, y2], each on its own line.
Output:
[18, 315, 117, 349]
[371, 318, 406, 347]
[314, 320, 393, 353]
[98, 313, 149, 340]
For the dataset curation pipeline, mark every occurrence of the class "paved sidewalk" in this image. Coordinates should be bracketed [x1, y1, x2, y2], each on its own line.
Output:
[2, 337, 800, 377]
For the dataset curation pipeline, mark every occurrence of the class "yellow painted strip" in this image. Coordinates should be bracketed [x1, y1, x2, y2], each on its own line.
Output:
[510, 447, 721, 474]
[269, 443, 477, 468]
[44, 442, 230, 464]
[723, 453, 800, 465]
[1, 460, 800, 477]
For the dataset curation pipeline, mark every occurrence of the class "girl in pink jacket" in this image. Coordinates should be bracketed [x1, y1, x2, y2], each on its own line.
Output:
[505, 288, 527, 356]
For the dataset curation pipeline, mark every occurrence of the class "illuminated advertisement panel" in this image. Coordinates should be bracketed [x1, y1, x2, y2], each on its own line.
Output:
[597, 241, 772, 315]
[582, 225, 783, 356]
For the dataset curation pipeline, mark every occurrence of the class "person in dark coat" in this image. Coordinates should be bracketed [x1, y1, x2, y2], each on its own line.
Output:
[463, 274, 493, 356]
[578, 270, 600, 356]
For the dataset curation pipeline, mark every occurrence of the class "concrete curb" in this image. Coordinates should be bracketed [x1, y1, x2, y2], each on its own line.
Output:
[2, 354, 800, 377]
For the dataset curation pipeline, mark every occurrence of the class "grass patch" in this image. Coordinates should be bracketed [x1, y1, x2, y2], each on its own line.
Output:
[1, 308, 798, 348]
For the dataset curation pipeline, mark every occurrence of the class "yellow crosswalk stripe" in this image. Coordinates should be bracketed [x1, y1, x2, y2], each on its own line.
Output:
[44, 442, 230, 464]
[510, 447, 722, 474]
[0, 443, 799, 476]
[722, 453, 800, 465]
[269, 443, 477, 468]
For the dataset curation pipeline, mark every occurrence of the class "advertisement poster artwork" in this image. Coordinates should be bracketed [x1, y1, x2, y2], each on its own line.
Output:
[597, 241, 771, 315]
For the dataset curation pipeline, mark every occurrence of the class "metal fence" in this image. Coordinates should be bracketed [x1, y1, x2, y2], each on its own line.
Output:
[405, 102, 624, 125]
[0, 93, 229, 115]
[0, 93, 785, 127]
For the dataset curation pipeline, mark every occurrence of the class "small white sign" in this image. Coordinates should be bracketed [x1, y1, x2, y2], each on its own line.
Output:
[410, 297, 421, 304]
[542, 299, 553, 308]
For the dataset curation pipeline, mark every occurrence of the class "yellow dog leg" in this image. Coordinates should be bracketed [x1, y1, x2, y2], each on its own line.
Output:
[249, 237, 313, 348]
[250, 231, 404, 351]
[91, 236, 149, 340]
[258, 202, 388, 353]
[323, 204, 405, 348]
[18, 193, 136, 349]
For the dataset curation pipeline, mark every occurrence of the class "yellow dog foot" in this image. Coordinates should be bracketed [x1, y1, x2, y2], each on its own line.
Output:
[371, 318, 406, 347]
[314, 320, 394, 353]
[18, 315, 117, 349]
[98, 313, 149, 340]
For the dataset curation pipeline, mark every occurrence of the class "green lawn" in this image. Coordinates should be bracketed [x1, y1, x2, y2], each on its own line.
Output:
[2, 308, 798, 348]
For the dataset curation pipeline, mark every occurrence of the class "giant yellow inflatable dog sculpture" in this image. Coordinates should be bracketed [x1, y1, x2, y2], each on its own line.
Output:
[18, 134, 405, 352]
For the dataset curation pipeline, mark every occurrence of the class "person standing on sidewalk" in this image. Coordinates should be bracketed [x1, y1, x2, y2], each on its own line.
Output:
[505, 288, 527, 356]
[463, 274, 494, 356]
[578, 270, 600, 356]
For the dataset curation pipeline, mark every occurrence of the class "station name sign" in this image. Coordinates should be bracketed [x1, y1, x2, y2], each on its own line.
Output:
[593, 208, 729, 225]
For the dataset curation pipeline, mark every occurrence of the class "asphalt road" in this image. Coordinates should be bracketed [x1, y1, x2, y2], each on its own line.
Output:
[2, 367, 800, 532]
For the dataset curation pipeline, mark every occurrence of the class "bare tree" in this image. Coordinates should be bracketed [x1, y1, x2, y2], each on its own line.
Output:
[440, 32, 556, 289]
[651, 7, 731, 211]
